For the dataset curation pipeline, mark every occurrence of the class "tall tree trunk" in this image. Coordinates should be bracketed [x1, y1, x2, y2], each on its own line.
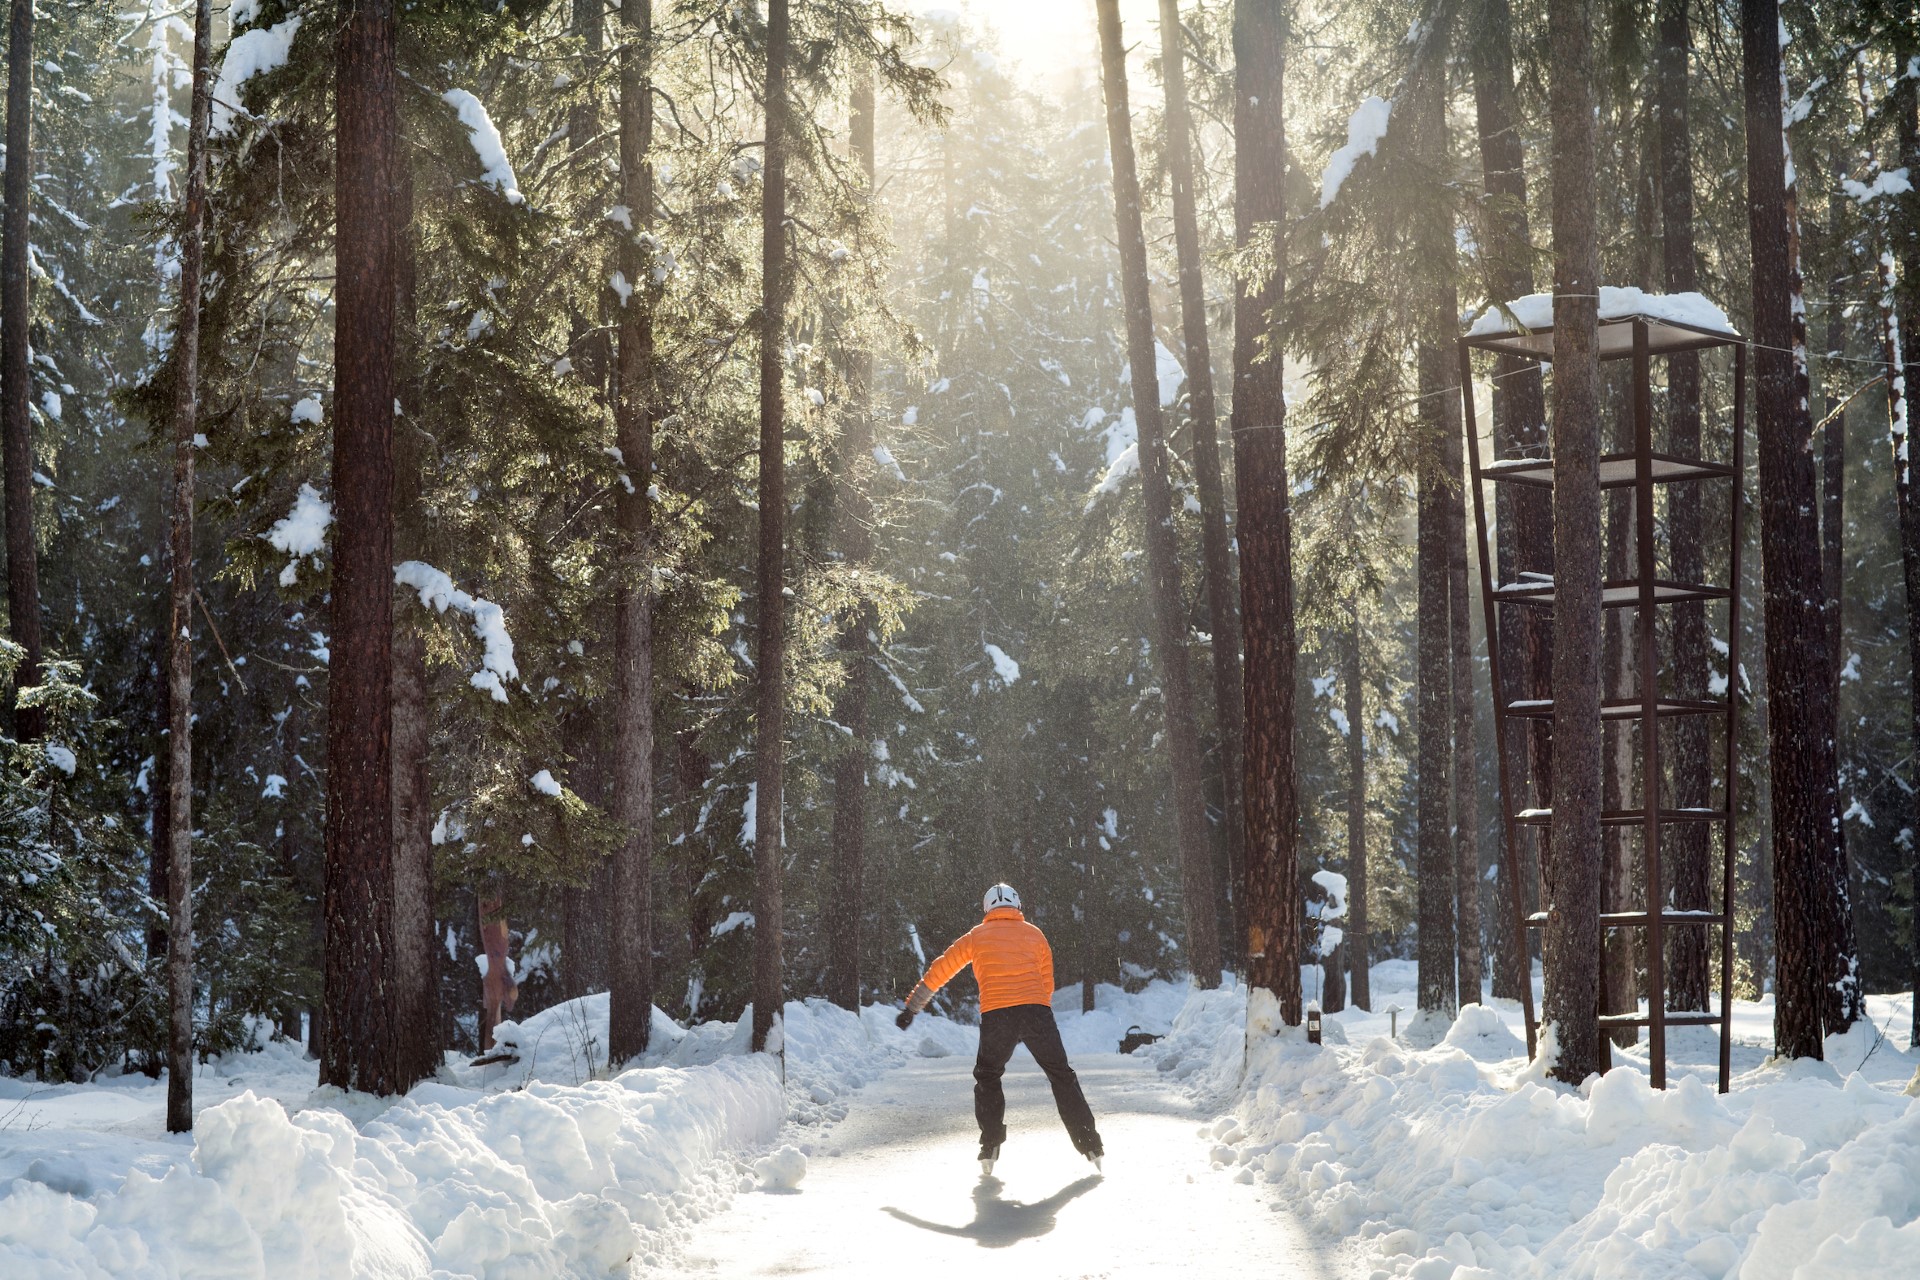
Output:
[1345, 597, 1370, 1010]
[1095, 0, 1222, 989]
[1544, 0, 1605, 1086]
[1447, 386, 1482, 1007]
[1769, 30, 1858, 1038]
[1416, 344, 1457, 1020]
[1658, 0, 1712, 1015]
[609, 0, 658, 1066]
[1470, 0, 1551, 1003]
[1, 0, 40, 741]
[1157, 0, 1247, 964]
[322, 0, 399, 1095]
[751, 0, 791, 1055]
[1885, 30, 1920, 1048]
[826, 64, 877, 1013]
[163, 0, 214, 1133]
[390, 141, 439, 1092]
[1230, 0, 1298, 1018]
[1601, 399, 1637, 1048]
[1411, 22, 1458, 1023]
[1743, 0, 1840, 1060]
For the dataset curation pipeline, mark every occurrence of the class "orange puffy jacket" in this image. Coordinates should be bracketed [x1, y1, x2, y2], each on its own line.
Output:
[910, 906, 1055, 1014]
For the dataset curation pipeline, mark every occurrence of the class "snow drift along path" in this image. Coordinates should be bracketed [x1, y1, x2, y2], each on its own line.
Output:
[673, 1050, 1331, 1278]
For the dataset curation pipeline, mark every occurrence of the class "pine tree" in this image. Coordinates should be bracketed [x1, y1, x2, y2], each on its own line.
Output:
[1544, 0, 1606, 1085]
[162, 0, 213, 1134]
[1095, 0, 1222, 989]
[1232, 0, 1299, 1018]
[752, 0, 793, 1055]
[608, 0, 658, 1066]
[2, 0, 41, 741]
[1156, 0, 1246, 961]
[1467, 0, 1551, 1004]
[1657, 0, 1713, 1015]
[826, 62, 878, 1013]
[1743, 0, 1843, 1060]
[322, 0, 399, 1094]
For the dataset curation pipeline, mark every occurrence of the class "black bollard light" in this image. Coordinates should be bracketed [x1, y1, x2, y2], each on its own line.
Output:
[1306, 1007, 1322, 1045]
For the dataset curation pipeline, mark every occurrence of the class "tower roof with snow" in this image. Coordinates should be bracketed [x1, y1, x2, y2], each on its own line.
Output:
[1463, 287, 1740, 362]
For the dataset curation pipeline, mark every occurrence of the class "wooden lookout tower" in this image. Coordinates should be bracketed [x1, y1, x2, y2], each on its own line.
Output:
[1459, 296, 1746, 1093]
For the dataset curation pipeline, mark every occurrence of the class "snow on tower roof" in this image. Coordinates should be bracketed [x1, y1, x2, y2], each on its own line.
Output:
[1467, 286, 1737, 338]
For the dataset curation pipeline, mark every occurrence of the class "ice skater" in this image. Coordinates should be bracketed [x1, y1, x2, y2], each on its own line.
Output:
[895, 883, 1104, 1175]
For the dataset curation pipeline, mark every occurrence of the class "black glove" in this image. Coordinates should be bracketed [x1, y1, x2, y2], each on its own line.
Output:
[895, 1009, 915, 1030]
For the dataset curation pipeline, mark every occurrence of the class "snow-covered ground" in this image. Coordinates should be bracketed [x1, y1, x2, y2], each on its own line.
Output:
[1151, 958, 1920, 1280]
[4, 965, 1916, 1277]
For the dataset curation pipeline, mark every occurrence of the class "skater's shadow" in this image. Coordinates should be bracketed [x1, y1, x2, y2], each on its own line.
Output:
[882, 1174, 1101, 1248]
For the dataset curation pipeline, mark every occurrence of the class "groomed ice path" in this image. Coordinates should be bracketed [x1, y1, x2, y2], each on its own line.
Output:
[673, 1050, 1330, 1278]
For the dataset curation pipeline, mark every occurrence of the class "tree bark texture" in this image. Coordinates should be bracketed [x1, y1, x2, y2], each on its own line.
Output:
[1544, 0, 1605, 1086]
[2, 0, 41, 741]
[163, 0, 214, 1133]
[1657, 0, 1712, 1014]
[1887, 30, 1920, 1047]
[390, 139, 439, 1093]
[1601, 399, 1637, 1048]
[1743, 0, 1842, 1060]
[1769, 29, 1857, 1037]
[1446, 374, 1482, 1007]
[751, 0, 791, 1055]
[1469, 0, 1551, 1002]
[1411, 35, 1458, 1021]
[1096, 0, 1222, 989]
[1229, 0, 1299, 1019]
[322, 0, 399, 1095]
[609, 0, 658, 1066]
[1416, 337, 1457, 1019]
[826, 65, 878, 1013]
[1157, 0, 1248, 965]
[1345, 598, 1370, 1010]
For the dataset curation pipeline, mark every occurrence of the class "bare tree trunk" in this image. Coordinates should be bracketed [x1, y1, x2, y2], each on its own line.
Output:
[322, 0, 399, 1095]
[1, 0, 41, 741]
[1411, 26, 1458, 1022]
[1096, 0, 1222, 990]
[1229, 0, 1299, 1019]
[1885, 31, 1920, 1047]
[751, 0, 791, 1055]
[390, 140, 439, 1093]
[826, 65, 877, 1013]
[1416, 341, 1456, 1020]
[1658, 0, 1711, 1015]
[162, 0, 214, 1133]
[1447, 386, 1482, 1007]
[1544, 0, 1605, 1086]
[609, 0, 657, 1066]
[1157, 0, 1247, 964]
[1743, 0, 1840, 1060]
[1345, 598, 1370, 1010]
[1601, 468, 1637, 1048]
[1469, 0, 1551, 1003]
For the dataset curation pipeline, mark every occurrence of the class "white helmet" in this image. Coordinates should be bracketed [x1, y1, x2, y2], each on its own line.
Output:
[983, 883, 1021, 913]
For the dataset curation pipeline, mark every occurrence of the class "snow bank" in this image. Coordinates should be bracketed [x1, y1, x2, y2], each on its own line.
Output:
[1468, 286, 1738, 338]
[211, 16, 302, 136]
[0, 995, 989, 1278]
[1143, 964, 1920, 1279]
[0, 1056, 783, 1277]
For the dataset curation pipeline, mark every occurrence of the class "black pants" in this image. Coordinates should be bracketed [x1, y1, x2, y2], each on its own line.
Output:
[974, 1003, 1100, 1152]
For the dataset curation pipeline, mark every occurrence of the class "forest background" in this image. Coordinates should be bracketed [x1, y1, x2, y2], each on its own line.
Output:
[1, 0, 1916, 1096]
